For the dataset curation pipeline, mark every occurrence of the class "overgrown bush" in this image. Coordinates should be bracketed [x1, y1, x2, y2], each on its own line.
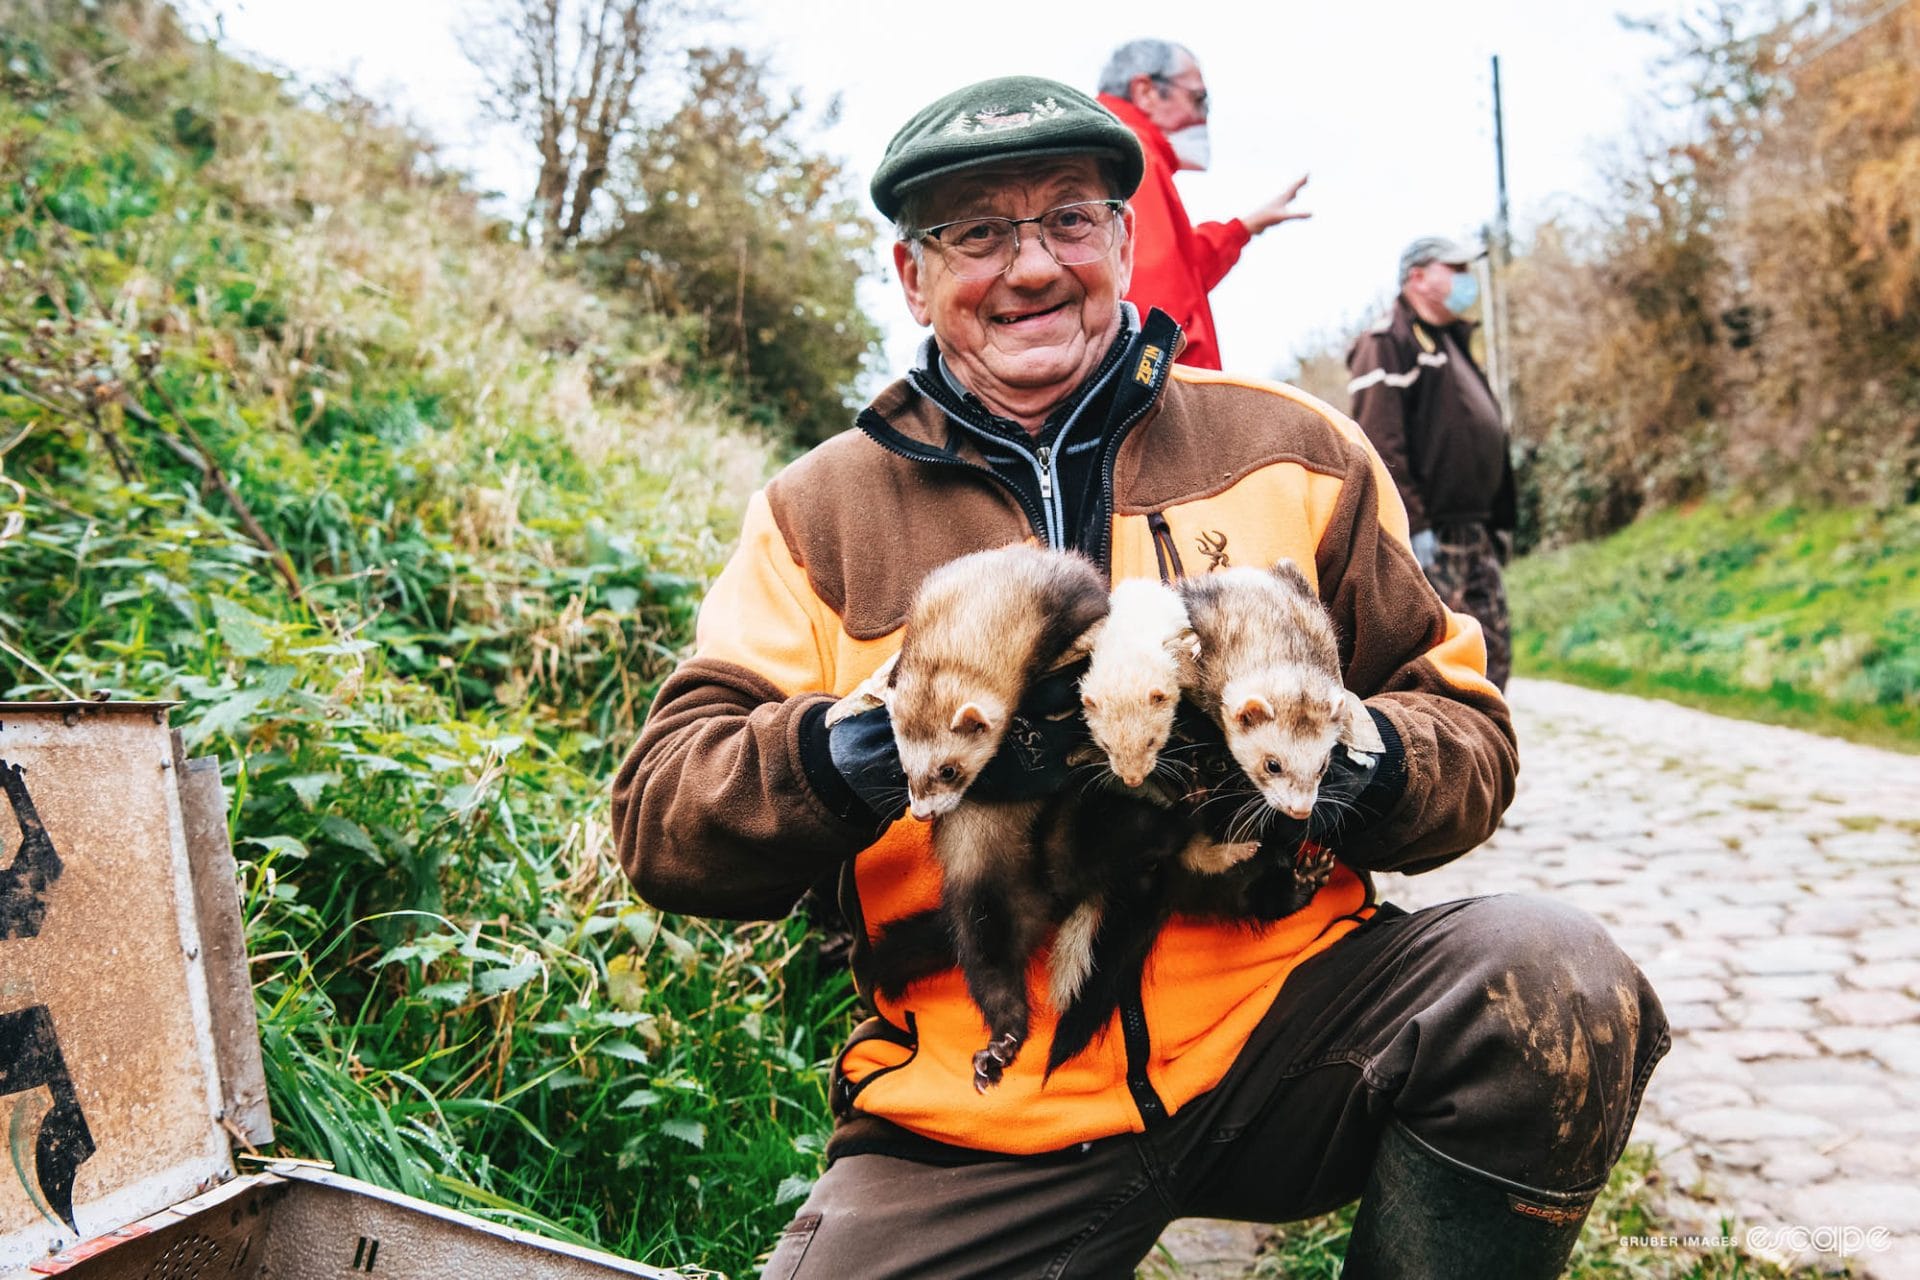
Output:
[1508, 0, 1920, 547]
[589, 46, 881, 448]
[1, 3, 854, 1273]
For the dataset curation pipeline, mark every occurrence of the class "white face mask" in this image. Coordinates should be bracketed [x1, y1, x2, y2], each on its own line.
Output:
[1166, 124, 1211, 172]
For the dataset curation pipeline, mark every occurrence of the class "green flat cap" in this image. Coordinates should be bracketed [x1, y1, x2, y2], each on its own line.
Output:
[871, 75, 1144, 222]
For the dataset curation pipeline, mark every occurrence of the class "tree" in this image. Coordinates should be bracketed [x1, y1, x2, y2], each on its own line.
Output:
[591, 46, 879, 447]
[461, 0, 690, 246]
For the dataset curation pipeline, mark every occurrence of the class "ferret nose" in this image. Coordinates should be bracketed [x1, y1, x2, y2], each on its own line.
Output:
[909, 797, 936, 822]
[1282, 803, 1313, 821]
[1120, 772, 1145, 788]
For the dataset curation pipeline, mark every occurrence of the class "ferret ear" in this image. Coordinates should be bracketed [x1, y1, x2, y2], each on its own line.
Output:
[1270, 558, 1313, 591]
[1232, 695, 1275, 731]
[951, 701, 995, 735]
[1171, 626, 1202, 662]
[1081, 691, 1101, 712]
[1329, 691, 1350, 724]
[1147, 689, 1171, 707]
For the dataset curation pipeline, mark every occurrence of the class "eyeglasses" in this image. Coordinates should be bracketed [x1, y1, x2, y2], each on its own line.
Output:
[1151, 74, 1209, 116]
[917, 200, 1126, 281]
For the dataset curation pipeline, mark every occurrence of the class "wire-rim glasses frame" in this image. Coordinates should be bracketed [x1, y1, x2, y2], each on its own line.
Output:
[914, 199, 1127, 281]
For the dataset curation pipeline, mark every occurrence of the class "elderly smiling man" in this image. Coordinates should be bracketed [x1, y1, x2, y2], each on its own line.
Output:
[612, 77, 1666, 1279]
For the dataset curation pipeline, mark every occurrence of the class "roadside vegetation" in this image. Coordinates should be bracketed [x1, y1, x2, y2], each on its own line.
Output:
[0, 2, 862, 1273]
[1510, 499, 1919, 751]
[1284, 1, 1918, 747]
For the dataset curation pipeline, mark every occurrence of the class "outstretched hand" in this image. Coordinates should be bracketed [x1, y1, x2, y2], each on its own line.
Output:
[1243, 173, 1312, 236]
[968, 660, 1093, 803]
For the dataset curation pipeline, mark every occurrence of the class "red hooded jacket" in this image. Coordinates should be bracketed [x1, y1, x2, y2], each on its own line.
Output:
[1098, 93, 1250, 370]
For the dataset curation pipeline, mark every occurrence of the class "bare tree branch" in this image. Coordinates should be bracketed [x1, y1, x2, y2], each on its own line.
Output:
[462, 0, 689, 247]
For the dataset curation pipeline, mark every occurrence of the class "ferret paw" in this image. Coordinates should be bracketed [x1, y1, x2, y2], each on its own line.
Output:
[1294, 845, 1338, 892]
[1180, 836, 1260, 875]
[972, 1033, 1022, 1093]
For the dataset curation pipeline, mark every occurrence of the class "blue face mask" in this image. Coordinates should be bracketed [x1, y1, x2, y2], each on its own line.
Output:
[1444, 269, 1479, 316]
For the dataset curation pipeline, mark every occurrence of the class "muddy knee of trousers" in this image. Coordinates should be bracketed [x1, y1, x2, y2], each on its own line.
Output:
[1382, 895, 1669, 1192]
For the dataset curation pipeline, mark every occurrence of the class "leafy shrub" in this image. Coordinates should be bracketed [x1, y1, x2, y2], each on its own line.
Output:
[1, 4, 855, 1274]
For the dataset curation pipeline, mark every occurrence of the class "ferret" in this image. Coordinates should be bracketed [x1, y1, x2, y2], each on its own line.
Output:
[1180, 560, 1351, 825]
[1049, 577, 1258, 1015]
[1077, 577, 1201, 791]
[885, 542, 1109, 1091]
[868, 788, 1204, 1082]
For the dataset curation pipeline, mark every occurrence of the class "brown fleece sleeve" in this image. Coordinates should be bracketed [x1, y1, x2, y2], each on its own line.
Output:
[611, 660, 876, 919]
[1312, 420, 1517, 873]
[1346, 330, 1429, 533]
[610, 491, 880, 920]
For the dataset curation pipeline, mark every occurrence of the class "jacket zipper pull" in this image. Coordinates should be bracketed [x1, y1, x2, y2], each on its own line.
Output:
[1038, 445, 1054, 500]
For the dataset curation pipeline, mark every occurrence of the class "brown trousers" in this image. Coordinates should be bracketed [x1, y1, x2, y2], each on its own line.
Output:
[761, 895, 1669, 1279]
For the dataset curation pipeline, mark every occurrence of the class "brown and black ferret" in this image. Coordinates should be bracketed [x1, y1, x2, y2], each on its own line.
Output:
[881, 543, 1109, 1092]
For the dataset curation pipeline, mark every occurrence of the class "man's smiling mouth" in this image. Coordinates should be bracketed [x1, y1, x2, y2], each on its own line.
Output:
[992, 301, 1068, 325]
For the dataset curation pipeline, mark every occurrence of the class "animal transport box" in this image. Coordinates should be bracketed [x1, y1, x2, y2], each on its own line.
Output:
[0, 702, 673, 1279]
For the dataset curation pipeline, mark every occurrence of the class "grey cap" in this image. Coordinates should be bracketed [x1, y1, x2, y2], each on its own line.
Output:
[1399, 235, 1484, 281]
[871, 75, 1144, 223]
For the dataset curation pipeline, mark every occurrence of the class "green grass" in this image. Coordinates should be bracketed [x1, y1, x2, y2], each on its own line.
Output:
[1511, 500, 1920, 752]
[1245, 1145, 1833, 1279]
[0, 8, 851, 1276]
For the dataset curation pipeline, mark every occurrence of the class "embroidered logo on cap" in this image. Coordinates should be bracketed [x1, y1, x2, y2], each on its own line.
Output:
[940, 98, 1067, 136]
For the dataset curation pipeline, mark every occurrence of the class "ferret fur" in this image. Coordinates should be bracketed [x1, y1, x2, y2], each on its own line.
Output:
[884, 543, 1109, 1091]
[1077, 578, 1200, 790]
[1180, 560, 1350, 824]
[1050, 578, 1258, 1016]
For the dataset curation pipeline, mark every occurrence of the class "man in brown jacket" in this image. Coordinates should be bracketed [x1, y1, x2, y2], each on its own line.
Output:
[613, 77, 1664, 1279]
[1347, 236, 1518, 689]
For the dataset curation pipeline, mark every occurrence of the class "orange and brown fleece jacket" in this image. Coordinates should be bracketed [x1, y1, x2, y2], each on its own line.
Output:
[611, 309, 1516, 1158]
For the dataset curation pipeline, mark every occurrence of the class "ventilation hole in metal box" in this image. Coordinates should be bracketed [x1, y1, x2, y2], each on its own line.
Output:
[146, 1232, 226, 1279]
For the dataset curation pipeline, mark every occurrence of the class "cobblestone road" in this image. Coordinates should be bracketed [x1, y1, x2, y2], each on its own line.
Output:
[1376, 678, 1920, 1280]
[1157, 678, 1920, 1278]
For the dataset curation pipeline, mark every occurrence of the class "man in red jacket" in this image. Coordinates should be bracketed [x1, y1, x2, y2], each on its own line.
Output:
[1096, 38, 1310, 369]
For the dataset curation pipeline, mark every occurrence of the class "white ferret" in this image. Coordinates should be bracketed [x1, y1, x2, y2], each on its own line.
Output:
[1077, 577, 1201, 790]
[1047, 577, 1260, 1013]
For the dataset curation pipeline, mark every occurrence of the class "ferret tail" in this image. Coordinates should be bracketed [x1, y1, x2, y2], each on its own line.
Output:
[866, 908, 954, 1000]
[1043, 891, 1164, 1080]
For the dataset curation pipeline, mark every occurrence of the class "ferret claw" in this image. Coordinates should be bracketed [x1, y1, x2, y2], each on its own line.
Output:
[1294, 846, 1337, 892]
[971, 1033, 1021, 1093]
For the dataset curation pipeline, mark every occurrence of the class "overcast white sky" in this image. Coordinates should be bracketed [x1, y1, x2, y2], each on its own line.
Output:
[200, 0, 1690, 384]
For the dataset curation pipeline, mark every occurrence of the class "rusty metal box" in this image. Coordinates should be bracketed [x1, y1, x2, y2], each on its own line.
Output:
[1, 703, 673, 1279]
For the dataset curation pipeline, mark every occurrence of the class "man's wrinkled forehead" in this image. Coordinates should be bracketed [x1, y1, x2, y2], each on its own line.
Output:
[919, 156, 1109, 222]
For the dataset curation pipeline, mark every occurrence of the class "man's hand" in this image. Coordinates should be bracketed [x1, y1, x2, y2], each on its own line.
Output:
[1242, 173, 1311, 236]
[825, 704, 910, 823]
[1308, 705, 1404, 849]
[1307, 741, 1381, 847]
[968, 661, 1092, 803]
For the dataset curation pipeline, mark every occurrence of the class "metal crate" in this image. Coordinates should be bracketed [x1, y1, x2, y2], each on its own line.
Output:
[1, 703, 673, 1279]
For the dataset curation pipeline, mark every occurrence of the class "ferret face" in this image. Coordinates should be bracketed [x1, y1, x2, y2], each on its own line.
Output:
[1219, 671, 1348, 820]
[1081, 678, 1178, 789]
[891, 678, 1008, 820]
[1079, 580, 1197, 789]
